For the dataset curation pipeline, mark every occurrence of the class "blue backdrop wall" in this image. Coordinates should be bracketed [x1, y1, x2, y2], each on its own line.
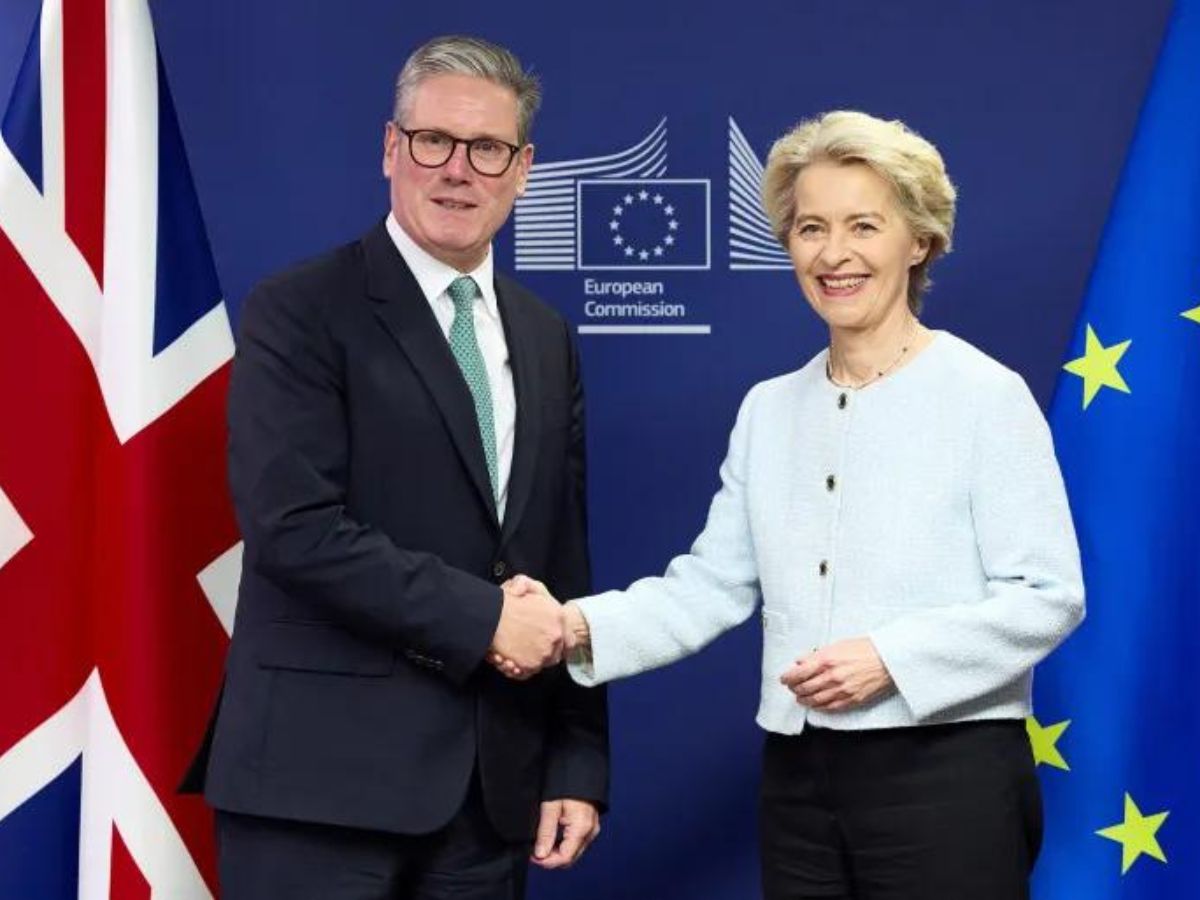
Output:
[0, 1, 1174, 896]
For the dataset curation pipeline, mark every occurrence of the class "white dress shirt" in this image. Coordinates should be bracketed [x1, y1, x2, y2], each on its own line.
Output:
[386, 214, 516, 520]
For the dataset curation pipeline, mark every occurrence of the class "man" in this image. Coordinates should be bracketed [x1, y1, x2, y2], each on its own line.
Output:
[187, 35, 608, 899]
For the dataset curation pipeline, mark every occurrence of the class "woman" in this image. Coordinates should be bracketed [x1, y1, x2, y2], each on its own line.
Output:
[505, 110, 1085, 898]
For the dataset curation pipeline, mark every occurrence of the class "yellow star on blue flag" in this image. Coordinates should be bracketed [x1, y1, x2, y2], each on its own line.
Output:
[1025, 716, 1071, 770]
[1061, 325, 1131, 409]
[1096, 793, 1169, 875]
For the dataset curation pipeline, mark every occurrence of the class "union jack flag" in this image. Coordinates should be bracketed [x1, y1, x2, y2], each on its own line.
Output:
[0, 0, 238, 895]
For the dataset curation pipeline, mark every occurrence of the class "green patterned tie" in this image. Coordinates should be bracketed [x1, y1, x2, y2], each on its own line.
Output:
[446, 275, 498, 500]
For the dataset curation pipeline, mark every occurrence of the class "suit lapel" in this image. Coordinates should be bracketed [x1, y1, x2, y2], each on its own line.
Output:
[497, 276, 541, 545]
[362, 223, 499, 526]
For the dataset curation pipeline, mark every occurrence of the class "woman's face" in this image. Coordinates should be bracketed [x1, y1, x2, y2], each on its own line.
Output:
[787, 160, 929, 334]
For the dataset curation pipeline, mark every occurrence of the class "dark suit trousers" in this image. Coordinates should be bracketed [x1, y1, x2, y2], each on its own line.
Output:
[216, 774, 531, 900]
[759, 720, 1042, 900]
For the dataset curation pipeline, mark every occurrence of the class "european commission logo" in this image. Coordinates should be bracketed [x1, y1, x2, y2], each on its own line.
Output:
[578, 180, 709, 269]
[512, 117, 788, 336]
[513, 117, 789, 273]
[514, 119, 711, 272]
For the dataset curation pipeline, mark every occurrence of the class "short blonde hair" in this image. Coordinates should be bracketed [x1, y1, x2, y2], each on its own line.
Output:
[761, 110, 956, 311]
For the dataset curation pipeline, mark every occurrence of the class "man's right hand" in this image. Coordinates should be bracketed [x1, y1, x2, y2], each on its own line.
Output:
[488, 581, 565, 678]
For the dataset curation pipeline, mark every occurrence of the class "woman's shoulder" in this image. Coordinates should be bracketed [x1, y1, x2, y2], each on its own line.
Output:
[738, 352, 827, 410]
[927, 331, 1026, 395]
[756, 349, 829, 394]
[925, 332, 1048, 441]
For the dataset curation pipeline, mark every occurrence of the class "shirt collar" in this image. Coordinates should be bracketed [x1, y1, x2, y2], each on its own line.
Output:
[386, 213, 498, 318]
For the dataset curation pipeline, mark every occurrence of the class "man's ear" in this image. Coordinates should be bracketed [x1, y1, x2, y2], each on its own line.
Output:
[515, 143, 535, 195]
[382, 121, 399, 177]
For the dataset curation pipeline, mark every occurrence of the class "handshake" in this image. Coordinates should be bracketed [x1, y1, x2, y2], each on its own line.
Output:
[486, 575, 590, 680]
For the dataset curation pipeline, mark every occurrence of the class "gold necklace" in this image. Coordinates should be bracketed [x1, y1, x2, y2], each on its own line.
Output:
[826, 318, 918, 390]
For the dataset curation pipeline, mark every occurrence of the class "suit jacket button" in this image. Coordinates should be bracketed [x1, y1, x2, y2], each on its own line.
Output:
[492, 561, 508, 581]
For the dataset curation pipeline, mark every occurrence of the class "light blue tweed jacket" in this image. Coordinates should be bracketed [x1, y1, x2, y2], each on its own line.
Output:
[570, 332, 1085, 733]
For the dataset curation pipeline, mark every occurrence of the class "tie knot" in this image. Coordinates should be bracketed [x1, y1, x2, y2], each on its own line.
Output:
[447, 276, 480, 311]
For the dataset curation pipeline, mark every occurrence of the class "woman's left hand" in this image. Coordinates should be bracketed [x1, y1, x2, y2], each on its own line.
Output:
[780, 638, 895, 712]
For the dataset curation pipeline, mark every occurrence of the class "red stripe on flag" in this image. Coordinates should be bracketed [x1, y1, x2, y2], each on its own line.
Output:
[110, 825, 152, 899]
[62, 0, 107, 286]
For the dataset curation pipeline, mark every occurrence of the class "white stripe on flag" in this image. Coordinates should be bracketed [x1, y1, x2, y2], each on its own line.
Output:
[0, 484, 33, 570]
[39, 0, 65, 228]
[197, 541, 243, 636]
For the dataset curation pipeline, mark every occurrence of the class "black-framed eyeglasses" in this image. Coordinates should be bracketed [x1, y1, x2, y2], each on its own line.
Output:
[395, 125, 522, 177]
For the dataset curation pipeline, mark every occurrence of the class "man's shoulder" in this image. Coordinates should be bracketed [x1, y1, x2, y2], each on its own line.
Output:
[250, 238, 367, 308]
[236, 226, 395, 336]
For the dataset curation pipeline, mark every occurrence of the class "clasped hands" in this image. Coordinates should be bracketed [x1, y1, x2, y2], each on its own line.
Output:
[779, 637, 895, 712]
[486, 575, 586, 680]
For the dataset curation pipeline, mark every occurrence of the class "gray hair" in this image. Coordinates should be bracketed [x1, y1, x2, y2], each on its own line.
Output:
[761, 110, 957, 312]
[393, 35, 542, 145]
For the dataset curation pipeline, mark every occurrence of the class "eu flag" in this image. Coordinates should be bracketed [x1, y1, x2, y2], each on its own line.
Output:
[577, 179, 710, 269]
[1033, 1, 1200, 895]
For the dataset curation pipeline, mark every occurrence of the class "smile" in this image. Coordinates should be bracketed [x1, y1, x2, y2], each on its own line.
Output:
[817, 274, 869, 295]
[433, 199, 477, 211]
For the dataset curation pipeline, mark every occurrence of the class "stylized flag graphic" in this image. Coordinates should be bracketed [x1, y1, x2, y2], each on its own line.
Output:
[577, 179, 710, 270]
[728, 117, 791, 271]
[1033, 1, 1200, 896]
[0, 0, 239, 896]
[513, 119, 668, 271]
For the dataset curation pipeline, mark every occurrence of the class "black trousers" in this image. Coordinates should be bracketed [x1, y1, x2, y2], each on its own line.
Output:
[216, 774, 530, 900]
[759, 720, 1042, 900]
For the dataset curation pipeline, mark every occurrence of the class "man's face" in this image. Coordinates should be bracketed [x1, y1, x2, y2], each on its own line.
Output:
[383, 73, 533, 272]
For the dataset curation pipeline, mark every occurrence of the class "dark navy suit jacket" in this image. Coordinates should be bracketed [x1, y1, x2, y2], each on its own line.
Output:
[187, 221, 608, 840]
